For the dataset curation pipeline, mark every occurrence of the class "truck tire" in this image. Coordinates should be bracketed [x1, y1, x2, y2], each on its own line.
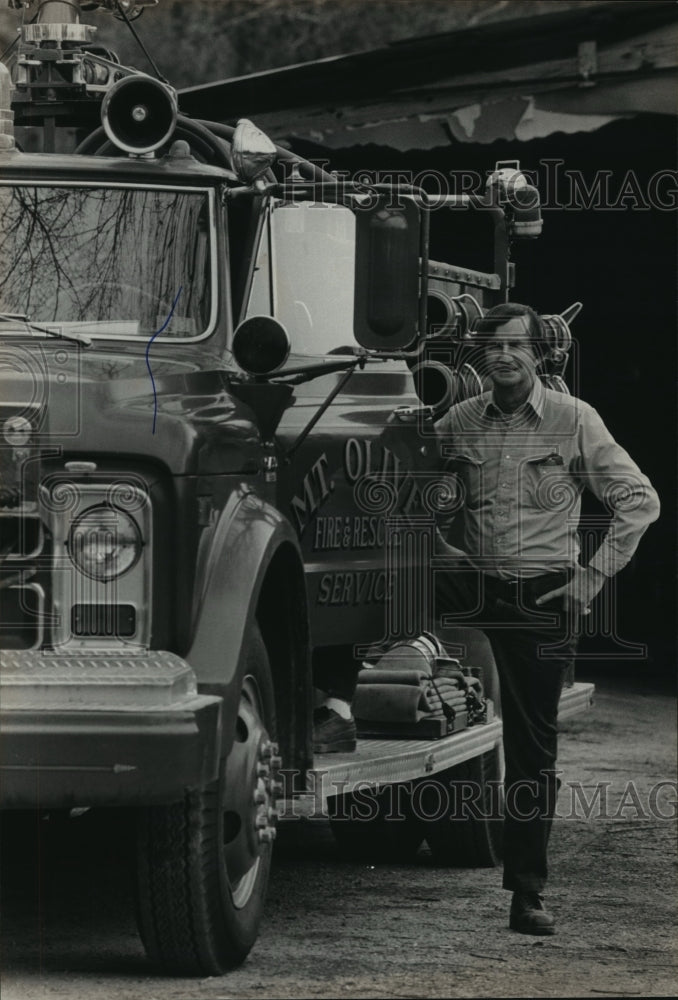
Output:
[420, 744, 504, 868]
[328, 783, 424, 863]
[135, 624, 277, 975]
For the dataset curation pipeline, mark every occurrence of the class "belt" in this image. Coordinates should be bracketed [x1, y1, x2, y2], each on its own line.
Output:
[482, 570, 572, 605]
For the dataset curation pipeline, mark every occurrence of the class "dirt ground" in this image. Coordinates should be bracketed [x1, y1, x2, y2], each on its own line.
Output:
[1, 670, 676, 1000]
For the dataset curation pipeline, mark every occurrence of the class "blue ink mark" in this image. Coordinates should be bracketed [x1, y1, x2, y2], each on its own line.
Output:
[146, 287, 183, 435]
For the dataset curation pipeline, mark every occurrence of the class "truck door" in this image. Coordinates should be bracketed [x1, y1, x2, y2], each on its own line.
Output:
[244, 198, 436, 658]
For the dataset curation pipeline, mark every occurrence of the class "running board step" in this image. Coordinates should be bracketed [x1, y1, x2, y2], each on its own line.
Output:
[281, 682, 595, 818]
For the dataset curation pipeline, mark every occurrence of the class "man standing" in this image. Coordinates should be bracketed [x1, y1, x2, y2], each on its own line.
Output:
[434, 302, 660, 935]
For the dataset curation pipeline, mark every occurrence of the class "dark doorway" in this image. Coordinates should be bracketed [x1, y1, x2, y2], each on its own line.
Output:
[294, 115, 676, 673]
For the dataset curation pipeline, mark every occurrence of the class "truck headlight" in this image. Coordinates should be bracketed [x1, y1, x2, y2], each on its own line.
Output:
[67, 505, 142, 581]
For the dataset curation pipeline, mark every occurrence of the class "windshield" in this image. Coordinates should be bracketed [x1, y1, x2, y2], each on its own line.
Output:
[0, 184, 214, 339]
[248, 201, 359, 356]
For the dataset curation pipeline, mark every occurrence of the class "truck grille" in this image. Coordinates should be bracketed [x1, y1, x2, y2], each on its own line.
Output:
[71, 604, 136, 638]
[0, 580, 45, 649]
[0, 508, 42, 558]
[0, 508, 46, 650]
[0, 395, 45, 649]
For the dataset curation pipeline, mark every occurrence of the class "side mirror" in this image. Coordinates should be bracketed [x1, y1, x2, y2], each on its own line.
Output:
[353, 196, 421, 351]
[232, 315, 290, 376]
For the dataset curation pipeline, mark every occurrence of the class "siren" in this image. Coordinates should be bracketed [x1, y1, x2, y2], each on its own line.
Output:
[101, 74, 177, 154]
[411, 360, 459, 412]
[538, 302, 582, 394]
[426, 290, 483, 340]
[541, 301, 582, 363]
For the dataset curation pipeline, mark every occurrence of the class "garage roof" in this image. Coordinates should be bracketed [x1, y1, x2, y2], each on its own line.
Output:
[179, 0, 678, 149]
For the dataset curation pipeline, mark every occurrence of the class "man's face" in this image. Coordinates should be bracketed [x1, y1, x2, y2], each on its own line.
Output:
[484, 317, 538, 390]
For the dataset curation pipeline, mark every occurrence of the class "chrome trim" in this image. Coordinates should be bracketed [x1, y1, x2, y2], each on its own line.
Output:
[0, 508, 45, 561]
[0, 649, 197, 710]
[40, 482, 153, 650]
[65, 461, 97, 474]
[8, 582, 45, 651]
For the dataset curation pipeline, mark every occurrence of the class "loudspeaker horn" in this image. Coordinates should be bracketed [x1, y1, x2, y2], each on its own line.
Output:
[101, 74, 177, 155]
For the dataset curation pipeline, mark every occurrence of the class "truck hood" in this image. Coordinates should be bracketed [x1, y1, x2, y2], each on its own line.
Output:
[0, 342, 265, 476]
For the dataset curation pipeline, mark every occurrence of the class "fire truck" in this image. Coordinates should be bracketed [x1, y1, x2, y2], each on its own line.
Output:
[0, 0, 593, 976]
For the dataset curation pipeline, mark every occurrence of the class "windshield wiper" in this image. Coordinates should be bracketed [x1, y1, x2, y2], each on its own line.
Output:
[0, 312, 92, 348]
[270, 351, 396, 386]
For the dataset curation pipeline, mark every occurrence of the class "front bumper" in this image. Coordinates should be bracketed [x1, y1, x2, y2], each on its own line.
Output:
[0, 650, 222, 808]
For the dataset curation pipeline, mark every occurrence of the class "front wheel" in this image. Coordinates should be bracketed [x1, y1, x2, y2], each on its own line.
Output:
[135, 624, 279, 975]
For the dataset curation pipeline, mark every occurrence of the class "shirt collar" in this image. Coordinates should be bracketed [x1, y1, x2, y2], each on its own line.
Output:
[483, 376, 546, 422]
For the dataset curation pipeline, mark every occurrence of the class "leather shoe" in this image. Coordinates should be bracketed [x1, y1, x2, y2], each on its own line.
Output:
[313, 706, 357, 753]
[509, 892, 556, 935]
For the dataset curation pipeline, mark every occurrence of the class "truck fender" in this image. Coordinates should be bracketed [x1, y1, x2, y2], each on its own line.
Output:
[187, 485, 311, 771]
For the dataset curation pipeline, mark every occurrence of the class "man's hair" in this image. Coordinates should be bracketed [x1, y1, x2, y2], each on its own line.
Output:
[474, 302, 546, 358]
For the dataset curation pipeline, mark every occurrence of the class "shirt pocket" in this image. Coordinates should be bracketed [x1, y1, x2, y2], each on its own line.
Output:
[522, 453, 579, 513]
[444, 454, 486, 511]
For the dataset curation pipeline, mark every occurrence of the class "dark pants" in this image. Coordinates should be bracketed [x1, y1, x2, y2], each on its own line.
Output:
[436, 566, 579, 893]
[313, 645, 361, 703]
